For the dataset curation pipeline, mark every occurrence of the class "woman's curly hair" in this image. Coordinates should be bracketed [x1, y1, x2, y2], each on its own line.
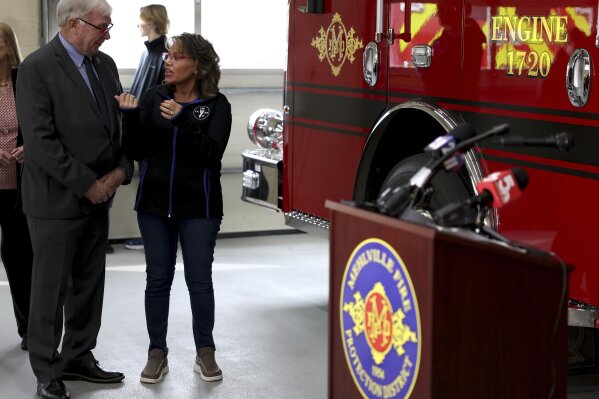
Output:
[167, 33, 221, 98]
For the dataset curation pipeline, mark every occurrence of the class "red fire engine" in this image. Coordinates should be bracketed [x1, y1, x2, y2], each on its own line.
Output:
[242, 0, 599, 370]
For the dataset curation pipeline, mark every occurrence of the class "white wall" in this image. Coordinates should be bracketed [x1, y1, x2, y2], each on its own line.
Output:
[3, 0, 39, 58]
[201, 0, 289, 69]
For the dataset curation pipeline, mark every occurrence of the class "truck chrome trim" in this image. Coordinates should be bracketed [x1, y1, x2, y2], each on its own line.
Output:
[241, 149, 283, 210]
[567, 49, 592, 107]
[596, 1, 599, 47]
[568, 306, 599, 328]
[412, 45, 432, 67]
[242, 148, 283, 163]
[247, 109, 284, 150]
[243, 196, 281, 211]
[242, 170, 260, 190]
[387, 27, 395, 45]
[372, 100, 456, 133]
[375, 0, 384, 42]
[363, 42, 379, 86]
[286, 211, 330, 238]
[297, 4, 307, 13]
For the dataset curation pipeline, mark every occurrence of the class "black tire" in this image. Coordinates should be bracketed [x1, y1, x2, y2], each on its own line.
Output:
[379, 153, 474, 213]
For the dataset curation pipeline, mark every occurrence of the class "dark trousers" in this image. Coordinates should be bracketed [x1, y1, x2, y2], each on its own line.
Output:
[26, 210, 109, 381]
[138, 212, 221, 352]
[0, 189, 33, 339]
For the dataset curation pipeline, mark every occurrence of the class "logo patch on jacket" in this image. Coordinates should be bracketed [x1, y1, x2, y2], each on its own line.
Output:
[193, 106, 210, 120]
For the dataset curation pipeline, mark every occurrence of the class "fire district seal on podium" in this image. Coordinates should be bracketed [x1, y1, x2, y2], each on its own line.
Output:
[340, 238, 421, 399]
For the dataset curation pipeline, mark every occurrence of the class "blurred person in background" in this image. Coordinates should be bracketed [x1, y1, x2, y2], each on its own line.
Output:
[0, 21, 33, 353]
[130, 4, 169, 99]
[124, 4, 169, 251]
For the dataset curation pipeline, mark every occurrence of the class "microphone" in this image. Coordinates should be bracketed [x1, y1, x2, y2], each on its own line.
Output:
[493, 132, 574, 152]
[378, 123, 510, 217]
[424, 122, 476, 171]
[377, 184, 413, 217]
[378, 123, 475, 216]
[475, 167, 528, 208]
[434, 167, 528, 227]
[408, 123, 509, 192]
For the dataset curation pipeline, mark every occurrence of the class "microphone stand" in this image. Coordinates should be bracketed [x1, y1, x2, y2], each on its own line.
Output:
[407, 124, 510, 212]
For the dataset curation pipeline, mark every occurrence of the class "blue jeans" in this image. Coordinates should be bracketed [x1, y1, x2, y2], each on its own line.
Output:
[138, 212, 221, 352]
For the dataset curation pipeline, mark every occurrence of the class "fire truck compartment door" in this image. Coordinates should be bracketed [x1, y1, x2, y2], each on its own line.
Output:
[285, 0, 389, 218]
[464, 3, 597, 113]
[241, 150, 282, 211]
[389, 1, 463, 98]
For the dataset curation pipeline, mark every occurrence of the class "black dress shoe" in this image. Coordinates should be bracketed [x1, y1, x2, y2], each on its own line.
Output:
[62, 360, 125, 383]
[20, 335, 27, 351]
[37, 378, 70, 399]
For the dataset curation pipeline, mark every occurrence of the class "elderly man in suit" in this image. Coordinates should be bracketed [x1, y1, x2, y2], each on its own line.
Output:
[16, 0, 133, 398]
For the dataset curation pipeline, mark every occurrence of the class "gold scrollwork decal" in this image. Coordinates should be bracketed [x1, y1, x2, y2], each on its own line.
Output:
[311, 13, 364, 77]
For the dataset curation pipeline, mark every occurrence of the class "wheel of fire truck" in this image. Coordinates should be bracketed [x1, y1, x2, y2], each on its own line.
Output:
[353, 100, 497, 229]
[377, 153, 477, 220]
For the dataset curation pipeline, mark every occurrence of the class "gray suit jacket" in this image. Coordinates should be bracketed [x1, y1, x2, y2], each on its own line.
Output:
[16, 35, 133, 219]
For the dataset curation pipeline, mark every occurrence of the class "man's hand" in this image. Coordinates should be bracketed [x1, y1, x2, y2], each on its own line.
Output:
[99, 168, 127, 197]
[84, 180, 112, 204]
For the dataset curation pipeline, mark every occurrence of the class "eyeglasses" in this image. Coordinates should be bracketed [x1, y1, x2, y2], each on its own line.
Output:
[78, 18, 113, 37]
[162, 52, 192, 62]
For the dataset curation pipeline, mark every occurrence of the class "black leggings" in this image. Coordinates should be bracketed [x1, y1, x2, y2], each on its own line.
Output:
[0, 189, 33, 338]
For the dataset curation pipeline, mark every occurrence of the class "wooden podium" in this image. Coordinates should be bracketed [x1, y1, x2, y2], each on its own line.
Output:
[327, 201, 568, 399]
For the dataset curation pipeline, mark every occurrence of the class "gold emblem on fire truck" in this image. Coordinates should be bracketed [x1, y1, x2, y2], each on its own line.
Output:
[311, 13, 364, 77]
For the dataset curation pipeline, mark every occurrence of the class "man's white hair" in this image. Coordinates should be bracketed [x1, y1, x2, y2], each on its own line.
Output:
[56, 0, 112, 27]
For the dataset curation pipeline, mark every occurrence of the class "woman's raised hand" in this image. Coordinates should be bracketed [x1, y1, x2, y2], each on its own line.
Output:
[160, 99, 182, 120]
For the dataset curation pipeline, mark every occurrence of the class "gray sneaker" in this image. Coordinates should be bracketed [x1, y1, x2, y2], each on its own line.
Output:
[194, 347, 222, 381]
[140, 349, 169, 384]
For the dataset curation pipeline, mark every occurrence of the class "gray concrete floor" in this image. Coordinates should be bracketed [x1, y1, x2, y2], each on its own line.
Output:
[568, 374, 599, 398]
[2, 223, 599, 397]
[0, 234, 329, 399]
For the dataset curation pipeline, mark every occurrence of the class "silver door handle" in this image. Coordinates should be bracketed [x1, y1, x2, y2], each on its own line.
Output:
[566, 49, 592, 107]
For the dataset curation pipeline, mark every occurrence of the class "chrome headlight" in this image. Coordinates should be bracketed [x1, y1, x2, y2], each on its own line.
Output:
[247, 108, 284, 149]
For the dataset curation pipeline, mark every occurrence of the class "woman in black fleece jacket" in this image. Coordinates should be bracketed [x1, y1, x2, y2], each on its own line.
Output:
[116, 33, 231, 384]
